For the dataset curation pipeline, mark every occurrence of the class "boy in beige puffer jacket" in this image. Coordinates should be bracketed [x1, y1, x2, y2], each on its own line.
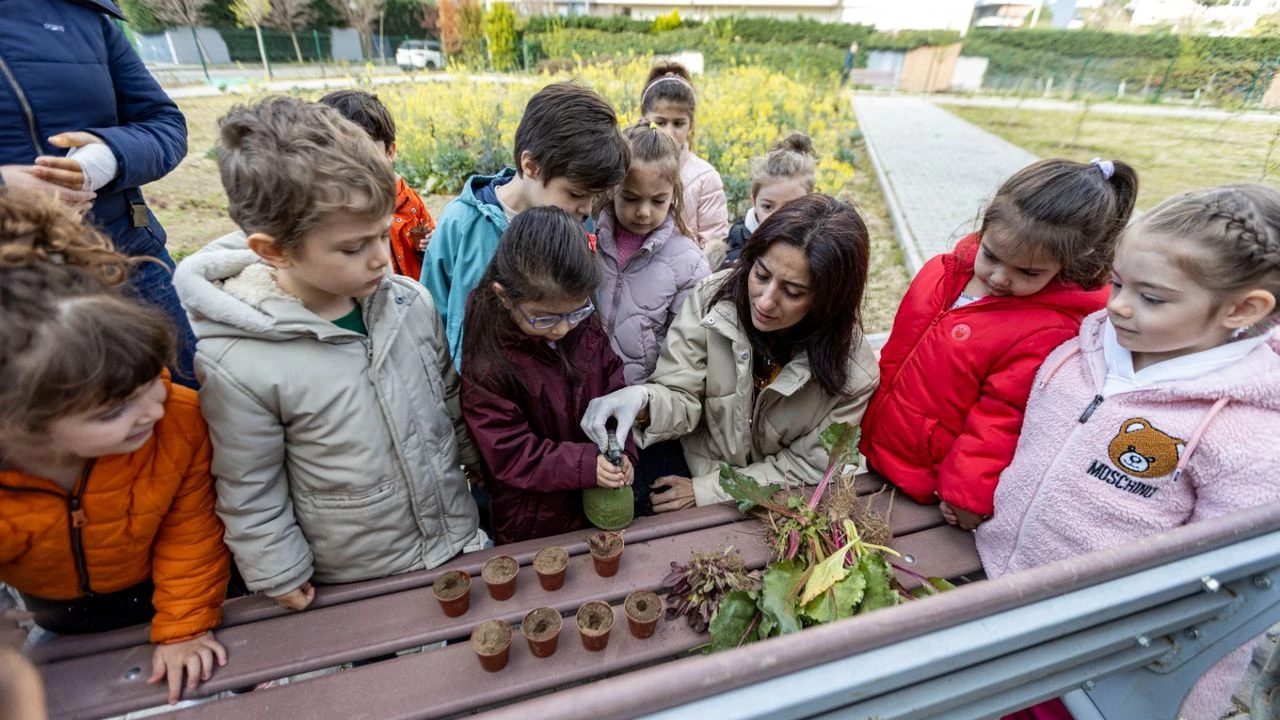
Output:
[174, 97, 485, 612]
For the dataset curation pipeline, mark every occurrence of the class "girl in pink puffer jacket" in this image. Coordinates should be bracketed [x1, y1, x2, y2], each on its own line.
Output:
[978, 184, 1280, 720]
[640, 61, 729, 250]
[595, 121, 709, 386]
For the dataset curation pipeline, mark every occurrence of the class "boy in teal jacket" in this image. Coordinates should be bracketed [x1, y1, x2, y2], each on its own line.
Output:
[421, 81, 629, 364]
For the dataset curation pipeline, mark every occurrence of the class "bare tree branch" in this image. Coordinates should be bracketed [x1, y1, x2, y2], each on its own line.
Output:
[143, 0, 208, 26]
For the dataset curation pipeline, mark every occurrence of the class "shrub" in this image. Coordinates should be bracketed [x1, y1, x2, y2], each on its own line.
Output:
[383, 58, 857, 214]
[651, 9, 683, 34]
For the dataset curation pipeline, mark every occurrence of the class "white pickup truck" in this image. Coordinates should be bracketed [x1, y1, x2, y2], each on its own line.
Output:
[396, 39, 444, 71]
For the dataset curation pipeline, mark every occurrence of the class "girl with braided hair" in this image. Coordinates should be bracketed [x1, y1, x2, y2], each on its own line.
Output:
[0, 188, 229, 704]
[978, 184, 1280, 720]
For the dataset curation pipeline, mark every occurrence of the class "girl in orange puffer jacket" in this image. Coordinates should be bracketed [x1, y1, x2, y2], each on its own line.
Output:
[0, 189, 230, 704]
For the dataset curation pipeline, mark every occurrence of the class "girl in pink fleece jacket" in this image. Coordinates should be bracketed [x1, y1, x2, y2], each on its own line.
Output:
[978, 184, 1280, 720]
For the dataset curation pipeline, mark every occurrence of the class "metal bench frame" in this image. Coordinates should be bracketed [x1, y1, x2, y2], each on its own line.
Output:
[474, 502, 1280, 720]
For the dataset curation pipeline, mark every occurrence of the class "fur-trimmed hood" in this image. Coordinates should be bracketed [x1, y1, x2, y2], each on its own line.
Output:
[174, 231, 390, 343]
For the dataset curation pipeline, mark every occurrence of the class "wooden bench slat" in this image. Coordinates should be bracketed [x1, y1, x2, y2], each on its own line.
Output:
[161, 524, 977, 720]
[171, 603, 704, 720]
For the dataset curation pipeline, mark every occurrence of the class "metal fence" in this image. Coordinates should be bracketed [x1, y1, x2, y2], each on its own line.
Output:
[976, 51, 1280, 106]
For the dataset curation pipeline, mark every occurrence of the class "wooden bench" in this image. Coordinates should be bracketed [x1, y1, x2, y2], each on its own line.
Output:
[34, 473, 980, 719]
[42, 474, 1280, 719]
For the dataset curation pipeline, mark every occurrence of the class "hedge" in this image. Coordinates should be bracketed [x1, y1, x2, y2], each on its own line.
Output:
[524, 28, 844, 81]
[964, 28, 1181, 59]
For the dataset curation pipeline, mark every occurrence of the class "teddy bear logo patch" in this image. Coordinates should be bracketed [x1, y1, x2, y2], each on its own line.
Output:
[1107, 418, 1185, 479]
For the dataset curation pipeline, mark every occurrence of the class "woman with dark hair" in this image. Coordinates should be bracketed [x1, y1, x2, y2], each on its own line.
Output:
[582, 194, 880, 513]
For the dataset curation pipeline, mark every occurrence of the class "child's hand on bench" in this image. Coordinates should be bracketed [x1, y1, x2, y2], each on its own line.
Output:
[939, 502, 987, 531]
[272, 581, 316, 612]
[149, 631, 227, 704]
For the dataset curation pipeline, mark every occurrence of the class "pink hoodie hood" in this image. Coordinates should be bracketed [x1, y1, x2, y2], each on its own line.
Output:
[976, 311, 1280, 720]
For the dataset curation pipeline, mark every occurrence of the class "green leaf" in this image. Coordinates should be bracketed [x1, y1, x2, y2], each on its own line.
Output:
[799, 541, 854, 605]
[833, 568, 867, 619]
[708, 591, 760, 652]
[718, 463, 783, 513]
[819, 422, 863, 471]
[757, 610, 777, 639]
[761, 560, 804, 635]
[800, 589, 836, 625]
[857, 553, 899, 614]
[910, 576, 957, 598]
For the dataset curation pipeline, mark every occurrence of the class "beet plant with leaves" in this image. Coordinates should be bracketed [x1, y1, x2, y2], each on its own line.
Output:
[704, 422, 953, 652]
[663, 546, 762, 633]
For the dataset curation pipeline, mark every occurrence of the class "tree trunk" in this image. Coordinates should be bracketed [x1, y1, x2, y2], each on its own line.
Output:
[290, 29, 304, 65]
[253, 24, 272, 79]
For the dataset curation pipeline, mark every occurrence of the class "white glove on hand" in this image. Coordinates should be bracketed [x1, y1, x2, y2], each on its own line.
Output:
[581, 385, 649, 452]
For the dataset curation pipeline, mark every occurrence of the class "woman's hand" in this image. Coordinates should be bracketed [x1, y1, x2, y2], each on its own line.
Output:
[651, 475, 695, 513]
[148, 631, 227, 704]
[30, 156, 86, 192]
[580, 386, 649, 452]
[0, 165, 95, 205]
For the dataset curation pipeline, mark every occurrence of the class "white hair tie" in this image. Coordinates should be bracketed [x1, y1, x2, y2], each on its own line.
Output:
[1090, 157, 1115, 180]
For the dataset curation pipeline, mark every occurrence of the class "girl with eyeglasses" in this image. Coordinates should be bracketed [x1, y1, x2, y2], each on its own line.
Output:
[461, 207, 637, 545]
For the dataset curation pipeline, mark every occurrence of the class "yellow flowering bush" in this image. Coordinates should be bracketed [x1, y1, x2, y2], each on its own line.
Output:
[381, 57, 857, 214]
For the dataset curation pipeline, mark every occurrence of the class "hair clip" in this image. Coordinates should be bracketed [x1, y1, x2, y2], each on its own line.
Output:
[1090, 158, 1115, 180]
[648, 120, 659, 130]
[587, 232, 598, 254]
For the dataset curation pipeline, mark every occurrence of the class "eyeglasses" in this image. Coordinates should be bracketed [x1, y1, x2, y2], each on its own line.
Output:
[515, 298, 595, 330]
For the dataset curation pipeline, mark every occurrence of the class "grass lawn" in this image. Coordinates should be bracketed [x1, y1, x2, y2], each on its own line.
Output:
[948, 104, 1280, 210]
[143, 90, 909, 333]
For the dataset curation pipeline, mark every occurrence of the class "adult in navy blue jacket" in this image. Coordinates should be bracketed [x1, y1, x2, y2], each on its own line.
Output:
[0, 0, 197, 387]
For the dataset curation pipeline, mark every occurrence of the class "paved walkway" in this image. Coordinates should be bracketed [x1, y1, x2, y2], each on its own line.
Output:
[854, 95, 1038, 275]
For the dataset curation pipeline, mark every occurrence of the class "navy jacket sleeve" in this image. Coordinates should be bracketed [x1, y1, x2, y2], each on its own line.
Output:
[86, 14, 186, 192]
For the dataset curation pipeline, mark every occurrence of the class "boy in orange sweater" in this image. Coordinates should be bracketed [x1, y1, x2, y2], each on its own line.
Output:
[319, 90, 434, 279]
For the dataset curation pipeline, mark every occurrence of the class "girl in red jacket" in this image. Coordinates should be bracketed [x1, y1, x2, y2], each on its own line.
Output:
[860, 158, 1138, 529]
[0, 189, 230, 703]
[461, 206, 637, 545]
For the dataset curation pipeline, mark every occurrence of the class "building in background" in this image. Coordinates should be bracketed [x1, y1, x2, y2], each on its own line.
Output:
[972, 0, 1039, 28]
[546, 0, 979, 32]
[1129, 0, 1280, 34]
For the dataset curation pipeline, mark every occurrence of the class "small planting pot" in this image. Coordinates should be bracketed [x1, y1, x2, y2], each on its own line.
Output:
[522, 607, 563, 659]
[533, 546, 569, 592]
[481, 555, 519, 601]
[624, 590, 662, 639]
[588, 532, 624, 578]
[431, 570, 472, 617]
[576, 601, 614, 652]
[470, 620, 513, 673]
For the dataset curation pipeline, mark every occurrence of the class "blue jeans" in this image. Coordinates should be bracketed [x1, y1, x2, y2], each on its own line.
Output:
[110, 211, 199, 389]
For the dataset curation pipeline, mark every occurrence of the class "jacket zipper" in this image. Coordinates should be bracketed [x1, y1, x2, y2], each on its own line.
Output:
[0, 460, 96, 595]
[0, 53, 43, 156]
[68, 462, 95, 595]
[1078, 394, 1105, 423]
